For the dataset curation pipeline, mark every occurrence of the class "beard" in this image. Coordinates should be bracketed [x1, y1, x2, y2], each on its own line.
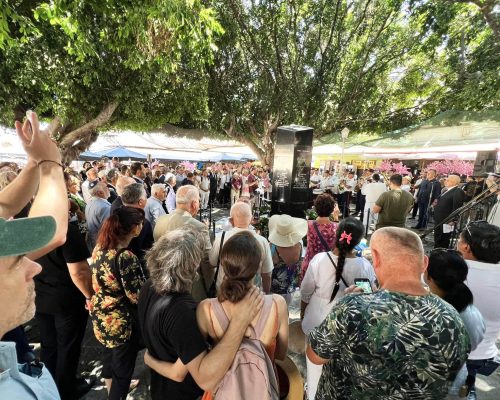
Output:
[20, 282, 36, 325]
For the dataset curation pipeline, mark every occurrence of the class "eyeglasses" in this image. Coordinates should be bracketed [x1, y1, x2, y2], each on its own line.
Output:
[463, 220, 487, 238]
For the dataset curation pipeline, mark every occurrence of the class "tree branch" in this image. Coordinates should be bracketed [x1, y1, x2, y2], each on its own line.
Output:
[58, 102, 118, 148]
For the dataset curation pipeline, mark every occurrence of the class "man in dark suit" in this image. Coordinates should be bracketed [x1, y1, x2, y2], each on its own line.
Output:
[413, 169, 441, 229]
[433, 175, 466, 248]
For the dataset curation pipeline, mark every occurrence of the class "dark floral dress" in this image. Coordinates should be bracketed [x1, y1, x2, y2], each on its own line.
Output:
[90, 247, 146, 348]
[301, 220, 337, 280]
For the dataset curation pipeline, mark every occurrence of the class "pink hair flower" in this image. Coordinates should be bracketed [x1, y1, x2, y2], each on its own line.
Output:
[340, 231, 352, 245]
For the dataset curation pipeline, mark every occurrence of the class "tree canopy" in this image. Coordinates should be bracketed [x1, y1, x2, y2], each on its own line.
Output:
[0, 0, 498, 164]
[0, 0, 223, 161]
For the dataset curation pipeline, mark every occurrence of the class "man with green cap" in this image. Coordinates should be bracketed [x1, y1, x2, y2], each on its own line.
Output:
[0, 111, 69, 399]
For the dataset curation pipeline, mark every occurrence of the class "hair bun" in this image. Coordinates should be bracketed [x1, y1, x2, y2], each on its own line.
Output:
[219, 278, 247, 303]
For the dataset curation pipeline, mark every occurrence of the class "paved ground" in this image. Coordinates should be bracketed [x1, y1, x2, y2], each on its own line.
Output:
[25, 205, 499, 399]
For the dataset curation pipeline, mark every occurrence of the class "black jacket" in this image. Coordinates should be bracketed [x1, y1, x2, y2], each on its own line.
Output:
[433, 186, 467, 224]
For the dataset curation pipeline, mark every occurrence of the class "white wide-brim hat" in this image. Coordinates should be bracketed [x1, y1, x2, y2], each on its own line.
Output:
[268, 214, 308, 247]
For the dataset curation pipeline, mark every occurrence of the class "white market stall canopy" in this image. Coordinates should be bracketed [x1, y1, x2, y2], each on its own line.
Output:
[0, 126, 257, 162]
[313, 111, 500, 160]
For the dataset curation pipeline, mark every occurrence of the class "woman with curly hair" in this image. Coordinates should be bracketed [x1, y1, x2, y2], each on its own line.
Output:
[301, 193, 339, 280]
[89, 206, 146, 400]
[300, 217, 375, 400]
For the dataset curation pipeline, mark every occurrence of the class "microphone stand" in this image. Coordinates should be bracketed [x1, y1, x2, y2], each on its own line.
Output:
[419, 181, 499, 239]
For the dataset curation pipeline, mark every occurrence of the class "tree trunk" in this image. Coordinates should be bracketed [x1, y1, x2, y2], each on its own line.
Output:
[54, 102, 119, 164]
[224, 115, 279, 168]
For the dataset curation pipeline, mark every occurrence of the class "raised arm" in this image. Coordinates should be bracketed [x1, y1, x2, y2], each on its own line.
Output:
[0, 159, 39, 218]
[186, 287, 264, 392]
[16, 112, 68, 259]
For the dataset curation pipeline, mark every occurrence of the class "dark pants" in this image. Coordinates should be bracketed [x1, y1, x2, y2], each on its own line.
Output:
[415, 201, 429, 228]
[356, 194, 366, 219]
[338, 192, 352, 217]
[433, 225, 451, 249]
[411, 201, 418, 218]
[102, 328, 141, 400]
[36, 307, 88, 400]
[466, 357, 500, 389]
[218, 187, 230, 206]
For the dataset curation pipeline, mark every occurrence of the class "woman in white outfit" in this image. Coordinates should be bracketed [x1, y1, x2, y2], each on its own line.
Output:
[300, 217, 375, 400]
[199, 169, 210, 209]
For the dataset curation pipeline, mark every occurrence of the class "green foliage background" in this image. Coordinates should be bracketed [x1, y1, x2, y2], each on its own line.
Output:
[0, 0, 498, 162]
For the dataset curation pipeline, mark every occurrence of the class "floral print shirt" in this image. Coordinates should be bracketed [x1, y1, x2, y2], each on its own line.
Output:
[301, 220, 337, 280]
[309, 291, 470, 400]
[90, 247, 146, 348]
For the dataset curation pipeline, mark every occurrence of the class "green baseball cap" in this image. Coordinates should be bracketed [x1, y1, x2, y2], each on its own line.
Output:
[0, 216, 56, 257]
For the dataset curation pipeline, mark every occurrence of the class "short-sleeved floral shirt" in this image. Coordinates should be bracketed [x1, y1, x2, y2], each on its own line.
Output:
[301, 220, 337, 280]
[90, 247, 146, 348]
[309, 290, 470, 400]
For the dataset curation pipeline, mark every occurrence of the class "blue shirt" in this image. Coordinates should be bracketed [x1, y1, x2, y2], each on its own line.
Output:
[85, 197, 111, 251]
[0, 342, 60, 399]
[144, 196, 166, 230]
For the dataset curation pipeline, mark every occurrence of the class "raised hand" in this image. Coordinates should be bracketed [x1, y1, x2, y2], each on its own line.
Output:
[231, 286, 264, 328]
[14, 111, 62, 164]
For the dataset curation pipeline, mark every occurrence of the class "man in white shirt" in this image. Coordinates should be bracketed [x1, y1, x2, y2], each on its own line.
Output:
[361, 173, 387, 230]
[164, 173, 176, 214]
[209, 202, 272, 293]
[310, 169, 323, 196]
[144, 184, 167, 229]
[338, 171, 357, 217]
[199, 169, 210, 210]
[81, 167, 98, 203]
[218, 169, 231, 207]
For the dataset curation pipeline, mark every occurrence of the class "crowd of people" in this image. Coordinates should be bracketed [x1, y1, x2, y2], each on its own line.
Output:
[0, 112, 499, 400]
[309, 166, 499, 249]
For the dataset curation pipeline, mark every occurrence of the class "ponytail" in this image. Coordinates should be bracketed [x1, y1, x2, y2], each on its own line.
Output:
[443, 282, 473, 313]
[330, 241, 349, 302]
[427, 249, 473, 312]
[329, 217, 364, 303]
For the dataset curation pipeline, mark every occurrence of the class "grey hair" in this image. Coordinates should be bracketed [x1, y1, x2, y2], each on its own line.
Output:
[230, 202, 252, 220]
[106, 168, 119, 182]
[122, 183, 146, 205]
[89, 181, 107, 197]
[151, 183, 165, 196]
[146, 226, 205, 294]
[0, 170, 17, 191]
[372, 227, 424, 261]
[176, 185, 199, 205]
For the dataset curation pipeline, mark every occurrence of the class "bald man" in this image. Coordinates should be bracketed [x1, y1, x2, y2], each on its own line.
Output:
[110, 175, 136, 215]
[306, 227, 470, 400]
[209, 202, 273, 293]
[433, 174, 466, 248]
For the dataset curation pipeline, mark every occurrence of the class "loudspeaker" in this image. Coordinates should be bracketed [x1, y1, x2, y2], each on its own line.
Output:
[473, 151, 498, 176]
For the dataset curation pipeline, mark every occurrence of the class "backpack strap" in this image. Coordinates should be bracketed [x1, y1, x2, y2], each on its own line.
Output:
[253, 296, 274, 339]
[210, 298, 230, 333]
[313, 221, 332, 252]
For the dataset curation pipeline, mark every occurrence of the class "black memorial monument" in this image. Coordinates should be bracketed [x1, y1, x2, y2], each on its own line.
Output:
[271, 125, 313, 218]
